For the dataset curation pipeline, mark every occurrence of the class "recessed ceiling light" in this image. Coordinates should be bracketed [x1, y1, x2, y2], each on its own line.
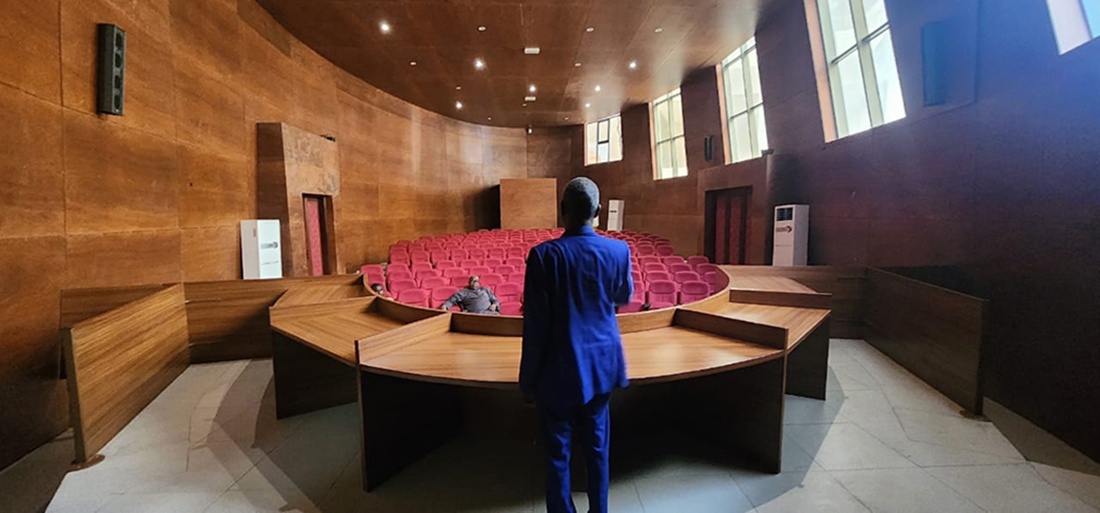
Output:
[522, 103, 527, 107]
[629, 61, 638, 69]
[524, 47, 541, 55]
[409, 61, 417, 66]
[529, 85, 537, 93]
[379, 21, 391, 34]
[474, 58, 485, 69]
[455, 85, 462, 90]
[455, 101, 463, 109]
[594, 85, 601, 92]
[527, 126, 533, 134]
[585, 103, 591, 108]
[654, 27, 664, 33]
[574, 62, 582, 67]
[586, 27, 595, 33]
[525, 96, 537, 101]
[477, 25, 487, 32]
[487, 116, 492, 120]
[565, 116, 570, 120]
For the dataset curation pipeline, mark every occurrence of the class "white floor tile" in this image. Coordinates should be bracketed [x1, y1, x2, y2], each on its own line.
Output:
[831, 467, 983, 513]
[1032, 462, 1100, 509]
[927, 463, 1097, 513]
[896, 408, 1023, 460]
[734, 469, 869, 513]
[786, 423, 914, 471]
[635, 472, 753, 513]
[94, 491, 222, 513]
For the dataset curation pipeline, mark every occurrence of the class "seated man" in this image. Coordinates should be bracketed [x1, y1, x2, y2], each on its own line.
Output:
[369, 283, 388, 297]
[441, 275, 501, 314]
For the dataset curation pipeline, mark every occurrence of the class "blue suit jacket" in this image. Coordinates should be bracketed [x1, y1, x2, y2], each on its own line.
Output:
[519, 226, 634, 406]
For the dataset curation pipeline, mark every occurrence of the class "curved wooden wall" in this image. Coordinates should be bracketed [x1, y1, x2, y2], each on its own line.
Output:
[0, 0, 533, 469]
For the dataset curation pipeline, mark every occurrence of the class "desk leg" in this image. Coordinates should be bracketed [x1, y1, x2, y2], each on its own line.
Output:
[785, 318, 830, 400]
[271, 333, 357, 419]
[673, 359, 786, 474]
[358, 371, 462, 492]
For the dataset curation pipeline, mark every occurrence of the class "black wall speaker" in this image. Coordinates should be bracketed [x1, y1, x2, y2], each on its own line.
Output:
[921, 21, 948, 107]
[704, 136, 714, 162]
[97, 24, 126, 116]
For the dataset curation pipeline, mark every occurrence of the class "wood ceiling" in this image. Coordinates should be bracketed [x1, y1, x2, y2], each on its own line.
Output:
[256, 0, 782, 127]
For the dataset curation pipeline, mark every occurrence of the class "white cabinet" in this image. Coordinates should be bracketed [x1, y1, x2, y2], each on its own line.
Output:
[773, 205, 809, 266]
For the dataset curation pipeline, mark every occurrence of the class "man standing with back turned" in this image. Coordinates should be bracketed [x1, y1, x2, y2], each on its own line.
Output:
[521, 177, 633, 513]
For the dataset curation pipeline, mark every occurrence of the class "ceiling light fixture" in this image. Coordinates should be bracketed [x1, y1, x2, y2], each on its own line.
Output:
[586, 27, 595, 33]
[629, 61, 638, 69]
[477, 25, 487, 32]
[529, 85, 537, 93]
[456, 85, 462, 90]
[409, 61, 417, 66]
[487, 116, 492, 120]
[522, 103, 527, 107]
[379, 21, 391, 33]
[527, 126, 533, 134]
[455, 101, 463, 109]
[594, 85, 601, 92]
[574, 62, 582, 67]
[474, 58, 485, 69]
[524, 47, 541, 55]
[525, 96, 536, 101]
[654, 27, 664, 33]
[585, 103, 591, 108]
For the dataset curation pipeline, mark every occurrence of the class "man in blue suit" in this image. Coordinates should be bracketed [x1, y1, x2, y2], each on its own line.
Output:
[520, 177, 633, 513]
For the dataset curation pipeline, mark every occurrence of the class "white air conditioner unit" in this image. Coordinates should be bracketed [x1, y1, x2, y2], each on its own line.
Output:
[773, 205, 809, 266]
[241, 220, 283, 279]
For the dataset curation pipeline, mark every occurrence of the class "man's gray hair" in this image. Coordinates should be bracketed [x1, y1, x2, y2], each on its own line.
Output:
[562, 177, 600, 220]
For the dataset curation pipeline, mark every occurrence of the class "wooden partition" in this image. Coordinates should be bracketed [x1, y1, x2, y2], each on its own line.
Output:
[184, 274, 361, 362]
[723, 266, 865, 337]
[61, 285, 190, 463]
[60, 284, 172, 329]
[864, 268, 988, 414]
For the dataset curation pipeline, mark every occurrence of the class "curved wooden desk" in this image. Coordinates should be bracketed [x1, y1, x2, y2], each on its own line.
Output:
[268, 267, 832, 491]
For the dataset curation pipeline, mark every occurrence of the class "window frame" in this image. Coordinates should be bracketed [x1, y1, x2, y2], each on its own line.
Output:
[817, 0, 905, 139]
[584, 114, 623, 166]
[721, 37, 769, 164]
[651, 89, 688, 180]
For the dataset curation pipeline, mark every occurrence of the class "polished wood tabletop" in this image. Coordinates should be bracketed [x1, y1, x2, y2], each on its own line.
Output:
[703, 303, 829, 348]
[728, 275, 817, 293]
[271, 301, 406, 364]
[360, 325, 782, 387]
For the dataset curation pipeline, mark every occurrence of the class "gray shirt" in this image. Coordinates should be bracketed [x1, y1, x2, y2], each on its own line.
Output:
[442, 287, 500, 314]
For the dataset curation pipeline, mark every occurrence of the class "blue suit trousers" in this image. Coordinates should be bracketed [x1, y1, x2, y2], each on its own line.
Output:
[538, 393, 611, 513]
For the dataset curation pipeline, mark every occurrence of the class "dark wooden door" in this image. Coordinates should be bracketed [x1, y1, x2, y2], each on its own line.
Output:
[303, 195, 329, 276]
[709, 188, 750, 265]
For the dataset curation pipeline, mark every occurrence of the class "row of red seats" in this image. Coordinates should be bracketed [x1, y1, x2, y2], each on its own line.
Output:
[387, 274, 523, 295]
[392, 286, 523, 316]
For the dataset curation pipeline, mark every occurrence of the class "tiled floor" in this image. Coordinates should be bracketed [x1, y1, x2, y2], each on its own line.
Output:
[4, 339, 1097, 512]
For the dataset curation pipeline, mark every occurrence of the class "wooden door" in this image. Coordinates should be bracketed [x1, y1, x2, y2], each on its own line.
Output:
[303, 195, 328, 276]
[708, 188, 750, 265]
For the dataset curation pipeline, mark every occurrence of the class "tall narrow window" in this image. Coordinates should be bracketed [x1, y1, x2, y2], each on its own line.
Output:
[585, 114, 623, 165]
[652, 89, 688, 180]
[1047, 0, 1100, 53]
[722, 37, 769, 164]
[815, 0, 905, 139]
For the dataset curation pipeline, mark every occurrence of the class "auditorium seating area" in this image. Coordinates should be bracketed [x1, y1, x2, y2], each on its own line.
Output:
[360, 229, 715, 314]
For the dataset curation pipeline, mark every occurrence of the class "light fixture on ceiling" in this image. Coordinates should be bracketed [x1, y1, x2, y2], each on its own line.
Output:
[525, 96, 536, 101]
[477, 25, 487, 32]
[524, 47, 541, 55]
[522, 103, 527, 107]
[594, 85, 601, 92]
[585, 103, 591, 108]
[529, 85, 537, 93]
[586, 27, 595, 33]
[629, 61, 638, 69]
[564, 116, 570, 120]
[456, 85, 462, 90]
[409, 61, 417, 66]
[527, 126, 533, 134]
[379, 21, 391, 34]
[487, 116, 492, 121]
[654, 27, 664, 33]
[574, 62, 582, 67]
[455, 101, 463, 109]
[474, 58, 485, 69]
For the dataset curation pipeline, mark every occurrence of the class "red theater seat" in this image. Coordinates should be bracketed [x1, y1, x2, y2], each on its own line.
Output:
[480, 274, 504, 288]
[687, 256, 710, 269]
[436, 261, 457, 271]
[389, 252, 410, 266]
[495, 265, 516, 276]
[647, 281, 677, 306]
[431, 287, 457, 309]
[500, 303, 523, 316]
[448, 249, 468, 261]
[679, 281, 710, 304]
[397, 289, 430, 308]
[638, 255, 660, 266]
[669, 263, 693, 275]
[390, 279, 418, 296]
[442, 267, 467, 279]
[662, 255, 685, 266]
[420, 276, 447, 290]
[636, 245, 656, 256]
[507, 273, 525, 284]
[506, 247, 526, 259]
[450, 276, 469, 287]
[643, 263, 668, 275]
[496, 282, 522, 304]
[674, 271, 701, 290]
[409, 250, 430, 264]
[487, 248, 506, 260]
[360, 264, 383, 276]
[460, 259, 480, 270]
[484, 258, 503, 268]
[505, 257, 525, 267]
[656, 245, 675, 256]
[411, 262, 433, 273]
[469, 266, 491, 276]
[468, 248, 488, 260]
[645, 271, 672, 284]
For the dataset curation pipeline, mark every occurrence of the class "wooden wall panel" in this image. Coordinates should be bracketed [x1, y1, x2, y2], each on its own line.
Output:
[180, 226, 242, 282]
[0, 86, 64, 238]
[499, 178, 558, 229]
[62, 285, 190, 462]
[65, 231, 182, 289]
[0, 0, 61, 102]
